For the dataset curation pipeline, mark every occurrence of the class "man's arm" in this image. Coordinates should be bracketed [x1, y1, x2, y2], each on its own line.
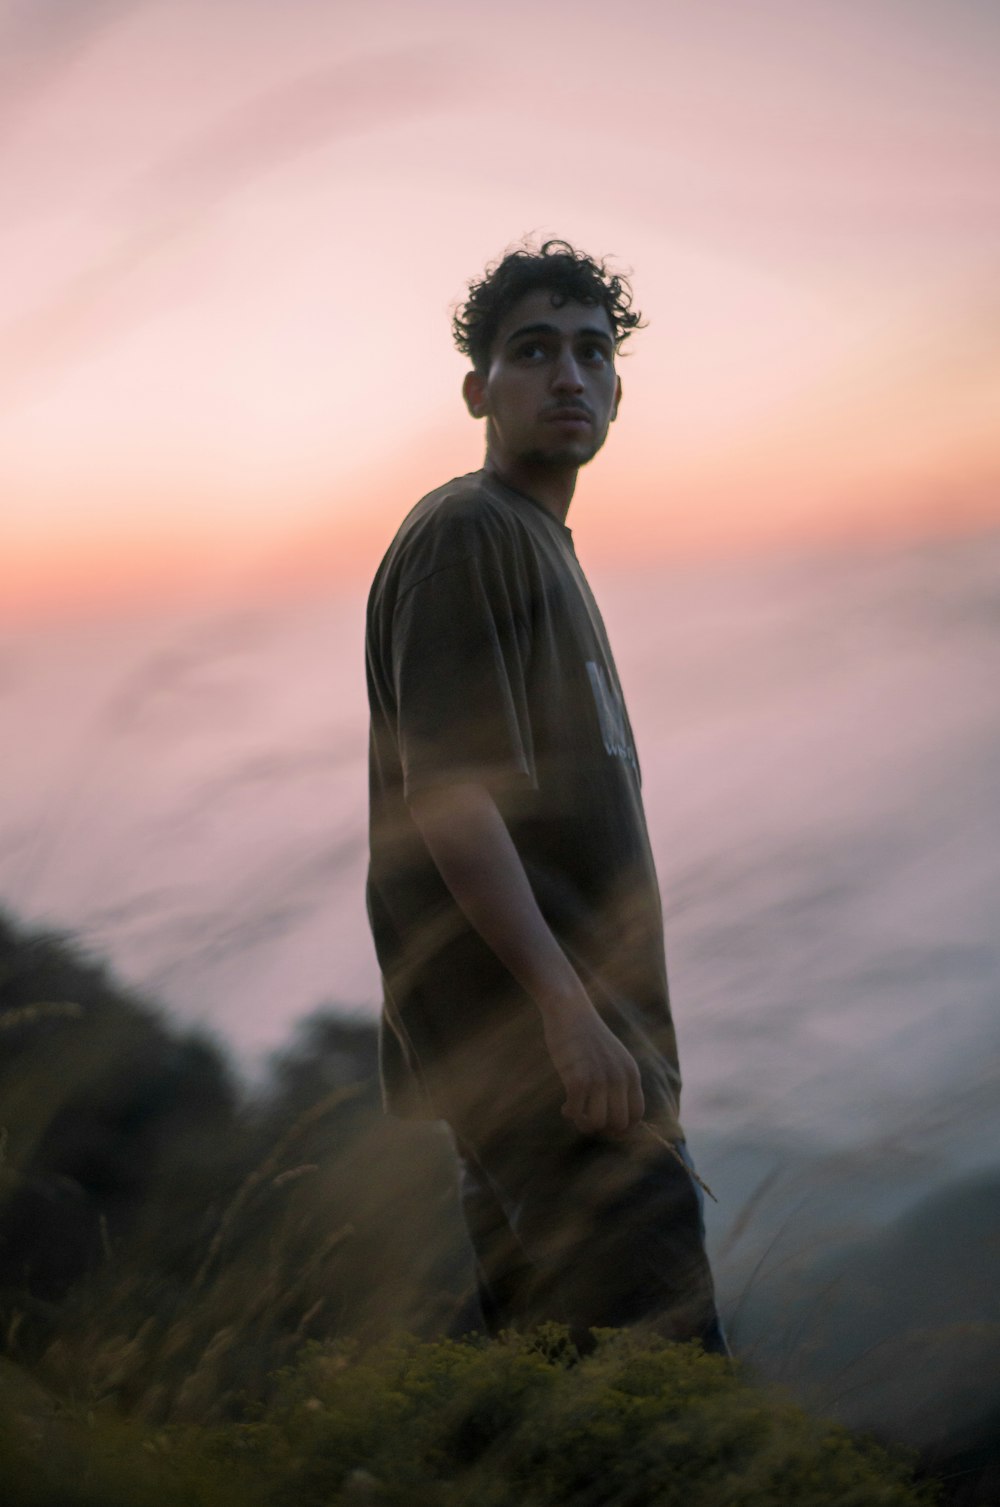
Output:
[408, 781, 645, 1137]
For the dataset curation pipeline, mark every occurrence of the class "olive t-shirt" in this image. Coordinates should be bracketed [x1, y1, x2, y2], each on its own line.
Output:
[366, 470, 683, 1138]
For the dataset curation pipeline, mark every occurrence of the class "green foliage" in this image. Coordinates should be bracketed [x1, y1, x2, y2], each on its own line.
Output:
[0, 1331, 933, 1507]
[241, 1329, 933, 1507]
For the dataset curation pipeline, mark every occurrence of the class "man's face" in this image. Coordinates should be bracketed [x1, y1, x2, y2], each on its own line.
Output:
[463, 289, 622, 472]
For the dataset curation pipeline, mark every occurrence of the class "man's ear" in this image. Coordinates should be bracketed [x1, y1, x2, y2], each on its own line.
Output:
[463, 369, 487, 419]
[610, 375, 622, 423]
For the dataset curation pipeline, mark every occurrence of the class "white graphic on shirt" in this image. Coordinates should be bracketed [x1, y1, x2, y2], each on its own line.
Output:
[586, 661, 638, 774]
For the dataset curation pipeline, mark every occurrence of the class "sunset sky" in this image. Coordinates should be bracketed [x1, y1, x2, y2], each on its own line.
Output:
[2, 0, 998, 619]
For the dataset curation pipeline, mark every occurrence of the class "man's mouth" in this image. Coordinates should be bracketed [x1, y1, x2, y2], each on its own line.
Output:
[544, 407, 592, 426]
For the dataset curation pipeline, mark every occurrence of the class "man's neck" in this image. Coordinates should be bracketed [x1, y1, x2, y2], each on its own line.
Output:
[484, 454, 578, 525]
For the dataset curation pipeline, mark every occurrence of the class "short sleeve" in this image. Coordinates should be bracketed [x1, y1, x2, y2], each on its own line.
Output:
[391, 550, 536, 801]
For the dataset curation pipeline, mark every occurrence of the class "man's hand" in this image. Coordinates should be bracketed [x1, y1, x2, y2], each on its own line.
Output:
[541, 1000, 645, 1137]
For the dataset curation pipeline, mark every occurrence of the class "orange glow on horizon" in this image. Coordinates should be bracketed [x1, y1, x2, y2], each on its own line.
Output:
[7, 460, 998, 628]
[2, 2, 998, 622]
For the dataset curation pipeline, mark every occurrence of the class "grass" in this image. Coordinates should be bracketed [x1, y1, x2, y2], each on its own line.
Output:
[0, 1331, 936, 1507]
[0, 908, 958, 1504]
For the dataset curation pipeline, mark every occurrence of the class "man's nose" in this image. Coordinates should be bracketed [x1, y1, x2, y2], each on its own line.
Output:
[551, 349, 584, 392]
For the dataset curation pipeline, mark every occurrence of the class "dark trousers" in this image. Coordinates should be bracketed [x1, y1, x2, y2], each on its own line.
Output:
[452, 1114, 729, 1355]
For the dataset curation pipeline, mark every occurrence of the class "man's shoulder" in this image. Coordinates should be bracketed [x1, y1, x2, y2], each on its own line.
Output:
[371, 471, 527, 598]
[402, 470, 520, 542]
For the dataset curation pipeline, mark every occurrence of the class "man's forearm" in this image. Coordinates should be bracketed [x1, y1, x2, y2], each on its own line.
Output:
[407, 781, 588, 1019]
[407, 780, 645, 1135]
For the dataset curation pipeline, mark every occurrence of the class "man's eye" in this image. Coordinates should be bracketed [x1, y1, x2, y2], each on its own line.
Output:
[581, 344, 610, 363]
[517, 342, 546, 360]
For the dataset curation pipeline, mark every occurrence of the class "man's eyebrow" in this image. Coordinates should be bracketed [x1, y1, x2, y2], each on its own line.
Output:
[504, 322, 614, 347]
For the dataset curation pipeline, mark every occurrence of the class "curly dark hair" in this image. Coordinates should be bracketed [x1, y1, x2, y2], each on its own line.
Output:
[452, 238, 644, 372]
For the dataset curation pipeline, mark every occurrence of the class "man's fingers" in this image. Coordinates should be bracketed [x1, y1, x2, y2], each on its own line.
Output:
[583, 1085, 607, 1134]
[556, 1037, 644, 1136]
[606, 1082, 630, 1137]
[562, 1075, 588, 1130]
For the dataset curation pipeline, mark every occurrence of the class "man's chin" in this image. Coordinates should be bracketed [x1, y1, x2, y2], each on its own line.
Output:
[523, 440, 602, 470]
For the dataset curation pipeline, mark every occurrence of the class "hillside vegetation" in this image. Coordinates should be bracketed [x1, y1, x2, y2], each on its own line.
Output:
[0, 909, 944, 1504]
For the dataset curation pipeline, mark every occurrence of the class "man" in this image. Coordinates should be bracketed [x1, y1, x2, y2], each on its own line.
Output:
[366, 239, 726, 1352]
